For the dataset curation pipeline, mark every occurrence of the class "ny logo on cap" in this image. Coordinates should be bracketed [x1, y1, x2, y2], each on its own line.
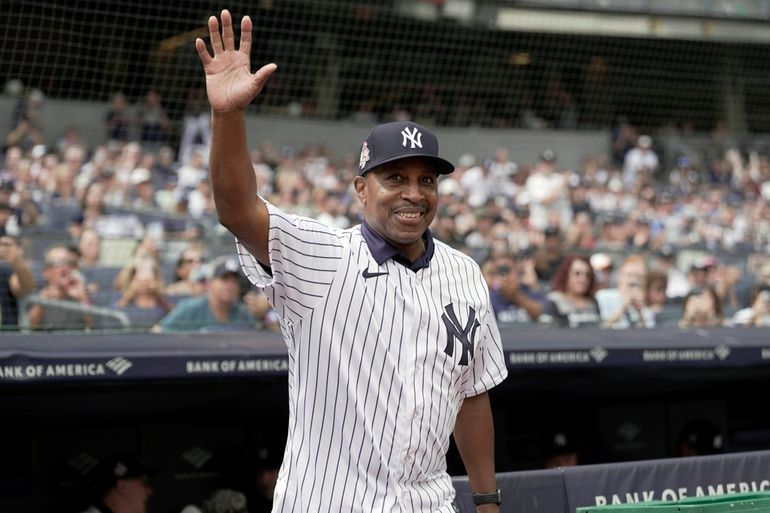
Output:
[401, 127, 423, 149]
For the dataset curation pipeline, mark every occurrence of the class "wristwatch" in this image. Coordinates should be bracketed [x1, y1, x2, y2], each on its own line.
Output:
[472, 489, 502, 506]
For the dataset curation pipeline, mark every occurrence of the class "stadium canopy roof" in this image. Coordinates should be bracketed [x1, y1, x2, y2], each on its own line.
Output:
[395, 0, 770, 43]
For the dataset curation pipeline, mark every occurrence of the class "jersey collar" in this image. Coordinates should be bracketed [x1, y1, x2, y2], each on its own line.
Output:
[361, 220, 435, 272]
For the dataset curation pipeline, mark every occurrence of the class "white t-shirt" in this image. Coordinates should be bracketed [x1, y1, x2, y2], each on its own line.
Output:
[525, 171, 572, 230]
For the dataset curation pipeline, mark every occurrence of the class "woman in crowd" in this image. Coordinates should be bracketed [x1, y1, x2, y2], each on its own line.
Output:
[731, 285, 770, 327]
[679, 285, 725, 328]
[77, 228, 102, 268]
[646, 268, 677, 326]
[539, 254, 601, 327]
[113, 256, 174, 327]
[165, 243, 207, 296]
[599, 254, 656, 329]
[74, 180, 145, 240]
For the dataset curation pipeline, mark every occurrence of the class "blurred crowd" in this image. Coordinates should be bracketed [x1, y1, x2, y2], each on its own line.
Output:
[2, 88, 770, 332]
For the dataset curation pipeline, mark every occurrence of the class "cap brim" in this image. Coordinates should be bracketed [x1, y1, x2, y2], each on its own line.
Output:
[362, 154, 454, 176]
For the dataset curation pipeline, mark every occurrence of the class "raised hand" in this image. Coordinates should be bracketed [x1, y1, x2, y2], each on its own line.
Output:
[195, 10, 277, 114]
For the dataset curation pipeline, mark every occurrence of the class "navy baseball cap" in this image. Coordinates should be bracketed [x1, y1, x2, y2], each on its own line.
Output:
[540, 429, 576, 458]
[207, 258, 241, 280]
[358, 121, 454, 176]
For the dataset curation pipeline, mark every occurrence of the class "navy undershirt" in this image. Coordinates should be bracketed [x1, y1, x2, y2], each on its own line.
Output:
[360, 220, 434, 272]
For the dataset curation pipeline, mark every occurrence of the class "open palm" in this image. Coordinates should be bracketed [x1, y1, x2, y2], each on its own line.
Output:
[195, 10, 276, 113]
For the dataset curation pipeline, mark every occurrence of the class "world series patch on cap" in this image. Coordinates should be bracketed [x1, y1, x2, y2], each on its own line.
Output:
[358, 121, 454, 176]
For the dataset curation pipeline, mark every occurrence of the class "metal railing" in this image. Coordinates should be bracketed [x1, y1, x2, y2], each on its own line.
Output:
[18, 297, 131, 333]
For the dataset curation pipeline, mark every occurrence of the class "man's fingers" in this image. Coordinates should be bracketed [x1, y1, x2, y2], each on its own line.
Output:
[240, 15, 253, 56]
[255, 63, 278, 84]
[195, 38, 212, 66]
[252, 63, 278, 95]
[221, 9, 236, 51]
[208, 15, 223, 54]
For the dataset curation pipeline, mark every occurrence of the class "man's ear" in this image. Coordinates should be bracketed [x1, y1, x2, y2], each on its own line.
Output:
[353, 176, 367, 204]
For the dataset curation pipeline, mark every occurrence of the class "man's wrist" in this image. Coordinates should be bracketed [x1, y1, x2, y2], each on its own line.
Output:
[211, 109, 247, 121]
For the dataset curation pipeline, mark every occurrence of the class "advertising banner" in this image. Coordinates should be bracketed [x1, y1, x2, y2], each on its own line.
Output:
[453, 451, 770, 513]
[563, 451, 770, 512]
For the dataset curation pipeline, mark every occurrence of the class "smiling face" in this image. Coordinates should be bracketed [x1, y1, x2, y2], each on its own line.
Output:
[354, 157, 439, 261]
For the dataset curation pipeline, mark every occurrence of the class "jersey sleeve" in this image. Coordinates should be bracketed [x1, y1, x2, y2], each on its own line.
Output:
[463, 279, 509, 398]
[236, 200, 344, 324]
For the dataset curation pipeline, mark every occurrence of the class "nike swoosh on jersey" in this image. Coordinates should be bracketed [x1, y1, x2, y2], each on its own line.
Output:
[362, 269, 388, 279]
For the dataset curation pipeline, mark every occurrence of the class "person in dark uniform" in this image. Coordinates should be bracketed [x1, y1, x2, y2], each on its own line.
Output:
[79, 453, 157, 513]
[676, 419, 724, 457]
[240, 446, 282, 513]
[540, 428, 579, 469]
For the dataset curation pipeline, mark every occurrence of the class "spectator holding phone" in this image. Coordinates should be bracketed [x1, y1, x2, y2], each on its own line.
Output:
[731, 285, 770, 327]
[27, 245, 92, 330]
[483, 253, 544, 324]
[598, 254, 656, 328]
[679, 285, 724, 328]
[113, 257, 174, 327]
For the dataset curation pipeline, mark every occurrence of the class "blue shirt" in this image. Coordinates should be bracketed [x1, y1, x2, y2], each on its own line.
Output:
[157, 295, 255, 332]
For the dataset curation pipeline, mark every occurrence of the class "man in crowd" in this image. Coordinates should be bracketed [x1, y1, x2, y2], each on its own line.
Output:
[27, 244, 92, 330]
[154, 258, 255, 332]
[79, 453, 156, 513]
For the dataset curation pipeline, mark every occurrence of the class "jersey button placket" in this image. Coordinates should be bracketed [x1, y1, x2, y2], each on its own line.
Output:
[398, 271, 419, 486]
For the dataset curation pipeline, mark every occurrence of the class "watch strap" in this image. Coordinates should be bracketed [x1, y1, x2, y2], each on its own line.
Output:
[472, 489, 502, 506]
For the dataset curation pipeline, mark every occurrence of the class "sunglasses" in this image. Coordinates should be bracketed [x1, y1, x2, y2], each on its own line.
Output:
[45, 258, 76, 268]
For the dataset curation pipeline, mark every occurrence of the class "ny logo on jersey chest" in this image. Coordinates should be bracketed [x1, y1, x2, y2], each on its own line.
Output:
[441, 303, 480, 366]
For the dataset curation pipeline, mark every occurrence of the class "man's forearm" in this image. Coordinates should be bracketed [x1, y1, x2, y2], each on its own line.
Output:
[209, 110, 257, 230]
[453, 392, 498, 497]
[208, 110, 271, 264]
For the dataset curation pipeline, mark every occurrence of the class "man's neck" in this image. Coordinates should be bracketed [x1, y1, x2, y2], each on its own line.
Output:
[360, 221, 434, 271]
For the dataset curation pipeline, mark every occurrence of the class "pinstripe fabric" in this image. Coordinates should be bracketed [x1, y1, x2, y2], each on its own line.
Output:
[237, 201, 508, 513]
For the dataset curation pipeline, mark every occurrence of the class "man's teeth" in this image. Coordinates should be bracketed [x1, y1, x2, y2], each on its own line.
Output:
[397, 212, 421, 218]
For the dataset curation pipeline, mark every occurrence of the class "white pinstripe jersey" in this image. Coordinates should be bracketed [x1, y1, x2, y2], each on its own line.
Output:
[238, 201, 508, 513]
